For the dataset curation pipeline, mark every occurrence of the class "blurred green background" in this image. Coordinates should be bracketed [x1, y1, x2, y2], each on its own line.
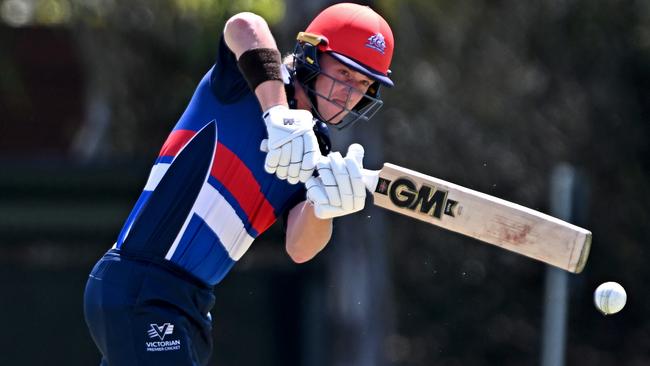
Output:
[1, 0, 649, 365]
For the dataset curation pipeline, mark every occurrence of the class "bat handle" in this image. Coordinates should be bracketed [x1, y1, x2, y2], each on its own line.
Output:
[361, 169, 380, 192]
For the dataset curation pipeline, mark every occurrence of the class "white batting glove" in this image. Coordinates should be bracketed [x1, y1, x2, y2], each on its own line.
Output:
[306, 144, 367, 219]
[260, 105, 320, 184]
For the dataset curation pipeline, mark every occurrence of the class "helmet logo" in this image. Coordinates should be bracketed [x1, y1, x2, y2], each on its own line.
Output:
[365, 33, 386, 54]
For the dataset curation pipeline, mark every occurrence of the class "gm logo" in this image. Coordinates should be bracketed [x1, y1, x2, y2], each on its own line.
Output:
[376, 177, 458, 219]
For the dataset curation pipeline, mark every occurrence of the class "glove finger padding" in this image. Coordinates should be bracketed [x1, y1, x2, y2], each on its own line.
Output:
[306, 143, 369, 219]
[346, 143, 365, 165]
[305, 176, 329, 205]
[276, 143, 291, 179]
[316, 156, 341, 207]
[287, 137, 303, 184]
[314, 204, 344, 219]
[264, 146, 281, 174]
[306, 176, 349, 219]
[329, 152, 354, 211]
[344, 157, 365, 210]
[345, 143, 366, 209]
[260, 139, 269, 153]
[299, 132, 319, 183]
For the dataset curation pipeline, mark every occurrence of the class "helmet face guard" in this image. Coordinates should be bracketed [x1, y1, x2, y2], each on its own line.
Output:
[292, 36, 384, 130]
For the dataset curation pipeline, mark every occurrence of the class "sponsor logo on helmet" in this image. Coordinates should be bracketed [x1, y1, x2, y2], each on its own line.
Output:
[365, 33, 386, 54]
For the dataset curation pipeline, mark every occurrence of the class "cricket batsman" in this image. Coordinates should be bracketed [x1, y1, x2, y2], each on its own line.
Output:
[83, 3, 395, 365]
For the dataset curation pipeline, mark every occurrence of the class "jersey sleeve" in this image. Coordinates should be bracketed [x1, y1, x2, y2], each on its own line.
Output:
[209, 35, 251, 104]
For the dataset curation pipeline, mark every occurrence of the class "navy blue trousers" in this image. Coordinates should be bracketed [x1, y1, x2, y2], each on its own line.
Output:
[84, 250, 215, 365]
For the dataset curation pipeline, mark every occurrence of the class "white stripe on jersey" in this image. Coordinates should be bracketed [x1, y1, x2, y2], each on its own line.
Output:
[164, 182, 255, 261]
[119, 162, 170, 242]
[144, 163, 171, 191]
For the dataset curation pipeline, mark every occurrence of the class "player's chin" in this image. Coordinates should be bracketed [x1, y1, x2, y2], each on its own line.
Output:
[325, 114, 345, 125]
[319, 103, 347, 124]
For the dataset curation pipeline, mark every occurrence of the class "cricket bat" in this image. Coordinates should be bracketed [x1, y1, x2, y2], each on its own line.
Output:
[361, 163, 591, 273]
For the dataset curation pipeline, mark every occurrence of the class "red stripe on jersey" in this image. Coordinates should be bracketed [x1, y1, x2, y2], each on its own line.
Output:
[159, 129, 197, 157]
[212, 143, 277, 234]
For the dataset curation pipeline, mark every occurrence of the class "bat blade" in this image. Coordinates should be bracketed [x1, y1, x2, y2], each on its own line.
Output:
[362, 163, 591, 273]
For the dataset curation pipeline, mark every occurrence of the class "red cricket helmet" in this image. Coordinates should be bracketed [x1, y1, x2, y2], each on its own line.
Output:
[304, 3, 394, 87]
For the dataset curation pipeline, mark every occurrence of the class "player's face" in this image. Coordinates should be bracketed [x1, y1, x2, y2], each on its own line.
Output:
[314, 54, 374, 124]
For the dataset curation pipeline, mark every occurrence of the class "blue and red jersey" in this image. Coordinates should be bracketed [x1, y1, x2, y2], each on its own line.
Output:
[114, 38, 310, 286]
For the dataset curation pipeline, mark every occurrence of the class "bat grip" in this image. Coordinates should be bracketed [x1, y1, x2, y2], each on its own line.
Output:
[361, 169, 380, 192]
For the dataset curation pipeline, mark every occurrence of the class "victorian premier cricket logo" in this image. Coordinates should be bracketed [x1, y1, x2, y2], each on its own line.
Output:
[375, 176, 459, 219]
[146, 323, 181, 352]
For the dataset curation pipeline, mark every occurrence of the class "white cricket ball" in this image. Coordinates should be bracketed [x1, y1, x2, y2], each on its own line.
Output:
[594, 282, 627, 315]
